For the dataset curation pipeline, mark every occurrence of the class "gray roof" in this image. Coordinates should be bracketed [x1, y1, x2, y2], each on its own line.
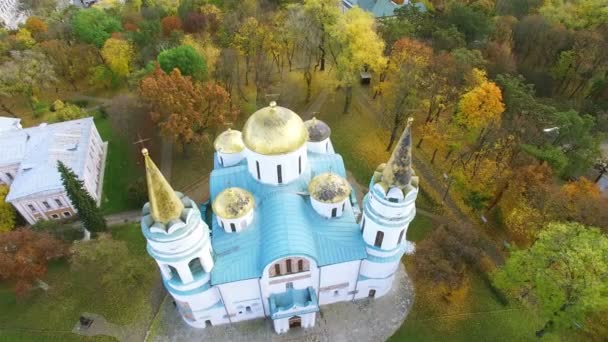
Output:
[4, 118, 95, 202]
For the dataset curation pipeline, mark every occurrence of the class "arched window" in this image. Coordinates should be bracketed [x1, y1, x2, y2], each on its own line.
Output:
[168, 265, 181, 282]
[331, 208, 337, 217]
[277, 165, 283, 184]
[397, 229, 405, 244]
[230, 223, 236, 232]
[374, 231, 384, 248]
[297, 259, 304, 272]
[219, 156, 224, 166]
[189, 258, 204, 276]
[286, 259, 292, 273]
[298, 156, 302, 174]
[256, 161, 261, 180]
[274, 264, 281, 276]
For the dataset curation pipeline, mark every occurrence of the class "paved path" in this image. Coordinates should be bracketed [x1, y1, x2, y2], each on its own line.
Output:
[147, 264, 413, 342]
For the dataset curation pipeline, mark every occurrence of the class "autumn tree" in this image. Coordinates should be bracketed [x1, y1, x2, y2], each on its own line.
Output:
[302, 0, 340, 71]
[50, 100, 88, 123]
[0, 228, 69, 296]
[494, 222, 608, 336]
[139, 67, 236, 150]
[540, 0, 608, 29]
[233, 17, 262, 86]
[58, 161, 106, 234]
[328, 7, 386, 114]
[157, 44, 207, 80]
[101, 38, 134, 78]
[161, 15, 182, 36]
[72, 8, 122, 48]
[455, 71, 505, 131]
[40, 40, 100, 91]
[24, 17, 48, 39]
[0, 185, 16, 233]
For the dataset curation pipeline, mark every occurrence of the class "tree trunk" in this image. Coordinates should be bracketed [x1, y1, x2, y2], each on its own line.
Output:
[83, 227, 91, 241]
[319, 36, 326, 71]
[431, 148, 438, 164]
[485, 181, 509, 213]
[304, 70, 312, 103]
[417, 137, 424, 148]
[386, 124, 400, 152]
[343, 86, 352, 114]
[244, 56, 250, 86]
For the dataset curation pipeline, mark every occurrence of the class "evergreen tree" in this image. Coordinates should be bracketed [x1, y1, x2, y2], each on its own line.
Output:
[57, 161, 106, 233]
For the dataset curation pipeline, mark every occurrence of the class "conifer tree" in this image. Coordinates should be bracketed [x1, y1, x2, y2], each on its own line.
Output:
[57, 161, 106, 233]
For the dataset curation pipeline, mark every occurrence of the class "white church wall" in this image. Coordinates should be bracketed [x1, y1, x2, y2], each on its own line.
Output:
[310, 196, 348, 219]
[217, 151, 245, 167]
[216, 208, 254, 233]
[318, 260, 361, 305]
[306, 139, 333, 154]
[260, 257, 319, 316]
[359, 259, 400, 279]
[361, 214, 409, 251]
[354, 274, 396, 301]
[369, 190, 415, 219]
[273, 312, 316, 334]
[216, 279, 265, 322]
[245, 144, 308, 185]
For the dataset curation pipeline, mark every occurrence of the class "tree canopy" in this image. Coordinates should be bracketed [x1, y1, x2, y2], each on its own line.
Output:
[72, 8, 122, 48]
[157, 44, 207, 80]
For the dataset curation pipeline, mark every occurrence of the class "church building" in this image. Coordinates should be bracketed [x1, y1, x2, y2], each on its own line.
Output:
[139, 102, 418, 334]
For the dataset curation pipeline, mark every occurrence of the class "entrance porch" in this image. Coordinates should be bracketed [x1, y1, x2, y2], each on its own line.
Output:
[269, 286, 319, 334]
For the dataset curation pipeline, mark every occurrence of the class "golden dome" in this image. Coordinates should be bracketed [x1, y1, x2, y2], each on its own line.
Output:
[308, 172, 351, 204]
[242, 102, 308, 155]
[304, 117, 331, 142]
[214, 129, 245, 154]
[212, 187, 254, 219]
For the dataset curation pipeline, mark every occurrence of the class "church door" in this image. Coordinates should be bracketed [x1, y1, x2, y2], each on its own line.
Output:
[288, 316, 302, 328]
[368, 289, 376, 298]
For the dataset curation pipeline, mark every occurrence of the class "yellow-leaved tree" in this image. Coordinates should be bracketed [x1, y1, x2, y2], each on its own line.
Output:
[182, 35, 219, 75]
[101, 38, 134, 78]
[0, 185, 16, 233]
[456, 68, 505, 130]
[328, 7, 386, 114]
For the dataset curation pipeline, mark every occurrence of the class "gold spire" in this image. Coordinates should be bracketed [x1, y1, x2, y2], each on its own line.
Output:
[142, 148, 184, 224]
[382, 117, 414, 188]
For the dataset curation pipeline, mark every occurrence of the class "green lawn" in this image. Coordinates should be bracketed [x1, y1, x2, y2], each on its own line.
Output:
[0, 224, 159, 342]
[407, 215, 436, 242]
[95, 118, 144, 214]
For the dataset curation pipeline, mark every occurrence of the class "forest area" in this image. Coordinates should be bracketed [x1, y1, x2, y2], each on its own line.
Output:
[0, 0, 607, 340]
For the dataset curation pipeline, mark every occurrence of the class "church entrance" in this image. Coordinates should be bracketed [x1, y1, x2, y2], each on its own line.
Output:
[368, 289, 376, 298]
[288, 316, 302, 328]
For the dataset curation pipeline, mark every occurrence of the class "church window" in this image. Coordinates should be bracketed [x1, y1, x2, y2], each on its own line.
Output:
[342, 202, 345, 211]
[51, 214, 59, 219]
[246, 306, 252, 314]
[219, 156, 224, 166]
[277, 165, 283, 184]
[230, 223, 236, 232]
[256, 161, 261, 180]
[334, 290, 339, 297]
[374, 231, 384, 248]
[326, 142, 329, 152]
[397, 229, 405, 244]
[55, 199, 62, 207]
[298, 156, 302, 174]
[274, 264, 281, 276]
[297, 259, 304, 272]
[286, 259, 292, 273]
[189, 258, 204, 276]
[286, 282, 293, 289]
[27, 204, 36, 212]
[5, 172, 13, 181]
[169, 265, 181, 282]
[331, 208, 337, 217]
[42, 201, 51, 209]
[361, 217, 366, 231]
[388, 197, 399, 203]
[63, 211, 71, 217]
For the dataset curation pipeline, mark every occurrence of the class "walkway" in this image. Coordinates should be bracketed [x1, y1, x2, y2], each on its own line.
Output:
[147, 264, 413, 342]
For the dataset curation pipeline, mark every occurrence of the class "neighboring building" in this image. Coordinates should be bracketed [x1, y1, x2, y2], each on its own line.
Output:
[0, 0, 27, 29]
[342, 0, 426, 18]
[0, 117, 106, 224]
[139, 102, 419, 334]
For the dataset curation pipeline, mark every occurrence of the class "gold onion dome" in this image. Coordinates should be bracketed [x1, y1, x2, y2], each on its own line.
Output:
[212, 187, 255, 219]
[242, 101, 308, 155]
[382, 117, 414, 189]
[304, 117, 331, 142]
[142, 148, 184, 224]
[214, 128, 245, 154]
[308, 172, 351, 204]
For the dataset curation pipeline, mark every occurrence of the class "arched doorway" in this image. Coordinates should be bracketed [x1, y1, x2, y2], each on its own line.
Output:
[288, 316, 301, 328]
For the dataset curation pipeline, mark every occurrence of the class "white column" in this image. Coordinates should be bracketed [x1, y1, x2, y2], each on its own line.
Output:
[200, 249, 214, 272]
[176, 263, 194, 283]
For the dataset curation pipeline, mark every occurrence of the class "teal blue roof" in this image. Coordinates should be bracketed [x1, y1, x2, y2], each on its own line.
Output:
[344, 0, 426, 18]
[269, 286, 319, 319]
[208, 152, 367, 285]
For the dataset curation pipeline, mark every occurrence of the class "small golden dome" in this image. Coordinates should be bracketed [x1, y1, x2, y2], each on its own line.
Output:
[242, 102, 308, 155]
[212, 187, 254, 219]
[214, 129, 245, 154]
[304, 117, 331, 142]
[308, 173, 351, 204]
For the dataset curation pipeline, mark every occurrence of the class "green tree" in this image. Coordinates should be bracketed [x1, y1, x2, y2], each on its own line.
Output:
[157, 45, 207, 80]
[50, 100, 88, 122]
[72, 8, 121, 48]
[0, 185, 16, 233]
[57, 161, 106, 233]
[445, 3, 492, 43]
[494, 222, 608, 336]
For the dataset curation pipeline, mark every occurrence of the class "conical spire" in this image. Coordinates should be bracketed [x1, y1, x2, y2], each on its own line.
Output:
[142, 148, 184, 224]
[382, 117, 413, 188]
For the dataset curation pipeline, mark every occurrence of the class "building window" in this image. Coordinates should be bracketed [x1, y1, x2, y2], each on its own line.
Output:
[298, 259, 304, 272]
[28, 204, 36, 212]
[361, 217, 366, 232]
[274, 264, 281, 276]
[277, 165, 282, 184]
[219, 156, 224, 166]
[246, 306, 252, 314]
[230, 223, 236, 232]
[42, 201, 51, 209]
[188, 258, 204, 276]
[286, 259, 292, 273]
[397, 229, 405, 244]
[286, 282, 293, 290]
[55, 199, 63, 207]
[331, 208, 337, 218]
[326, 142, 329, 152]
[374, 231, 384, 248]
[388, 197, 399, 203]
[256, 161, 261, 180]
[334, 290, 339, 297]
[63, 211, 71, 217]
[51, 214, 59, 219]
[342, 202, 345, 211]
[169, 265, 181, 282]
[298, 156, 302, 174]
[5, 172, 13, 181]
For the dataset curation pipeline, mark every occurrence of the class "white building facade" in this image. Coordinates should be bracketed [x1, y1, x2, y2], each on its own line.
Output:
[0, 117, 107, 224]
[139, 103, 419, 334]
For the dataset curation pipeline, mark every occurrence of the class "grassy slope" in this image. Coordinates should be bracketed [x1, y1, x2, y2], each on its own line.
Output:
[0, 224, 157, 342]
[95, 118, 143, 214]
